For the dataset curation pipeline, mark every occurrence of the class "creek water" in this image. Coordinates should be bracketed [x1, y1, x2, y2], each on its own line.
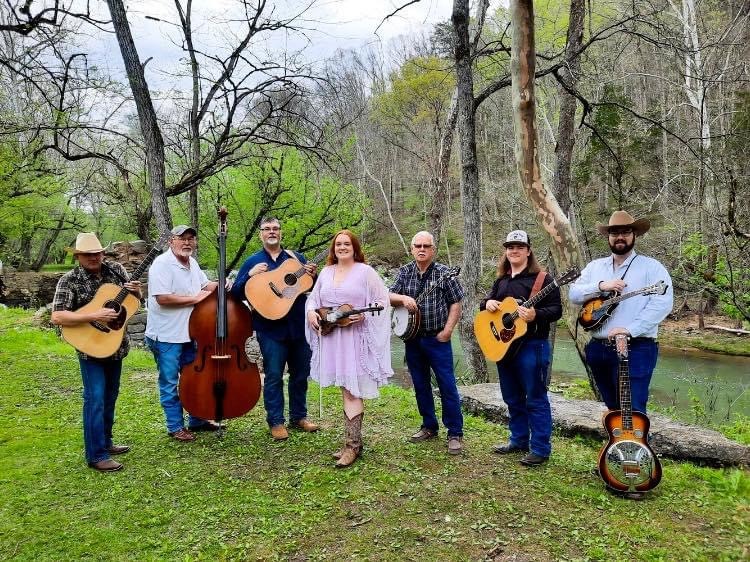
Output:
[390, 331, 750, 423]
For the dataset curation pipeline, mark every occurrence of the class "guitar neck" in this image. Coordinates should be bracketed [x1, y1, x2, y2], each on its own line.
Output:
[293, 249, 329, 279]
[111, 243, 164, 305]
[605, 284, 657, 306]
[618, 356, 633, 429]
[521, 278, 557, 310]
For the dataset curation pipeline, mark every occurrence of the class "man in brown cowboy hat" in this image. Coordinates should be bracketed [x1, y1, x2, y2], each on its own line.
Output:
[569, 211, 673, 415]
[51, 232, 142, 472]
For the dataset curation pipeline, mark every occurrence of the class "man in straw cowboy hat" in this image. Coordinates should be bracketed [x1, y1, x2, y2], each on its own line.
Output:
[569, 211, 673, 415]
[51, 232, 142, 472]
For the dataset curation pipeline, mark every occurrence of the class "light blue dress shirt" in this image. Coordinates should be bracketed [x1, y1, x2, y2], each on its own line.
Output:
[569, 250, 673, 339]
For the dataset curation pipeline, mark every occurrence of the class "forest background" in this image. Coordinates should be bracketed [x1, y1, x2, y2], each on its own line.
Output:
[0, 0, 749, 383]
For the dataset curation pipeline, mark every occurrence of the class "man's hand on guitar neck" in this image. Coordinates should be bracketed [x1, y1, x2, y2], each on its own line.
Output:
[607, 327, 630, 340]
[516, 305, 536, 323]
[303, 263, 317, 277]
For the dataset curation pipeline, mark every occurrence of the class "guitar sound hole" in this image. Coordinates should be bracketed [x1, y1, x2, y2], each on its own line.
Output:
[283, 273, 297, 286]
[104, 301, 125, 330]
[502, 314, 515, 330]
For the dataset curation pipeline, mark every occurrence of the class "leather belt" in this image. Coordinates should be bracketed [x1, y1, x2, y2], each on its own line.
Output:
[419, 329, 441, 337]
[592, 337, 656, 343]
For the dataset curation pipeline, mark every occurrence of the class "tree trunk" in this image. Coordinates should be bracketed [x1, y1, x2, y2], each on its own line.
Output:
[509, 0, 595, 394]
[453, 0, 488, 382]
[431, 0, 489, 249]
[551, 0, 584, 214]
[106, 0, 171, 233]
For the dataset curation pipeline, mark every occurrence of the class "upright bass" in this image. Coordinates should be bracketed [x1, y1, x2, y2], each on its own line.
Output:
[179, 208, 261, 423]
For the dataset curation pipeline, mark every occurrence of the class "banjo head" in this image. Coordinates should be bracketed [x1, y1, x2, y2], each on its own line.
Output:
[391, 306, 420, 340]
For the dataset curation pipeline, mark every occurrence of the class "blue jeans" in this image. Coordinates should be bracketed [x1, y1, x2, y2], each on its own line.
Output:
[78, 356, 122, 464]
[586, 338, 658, 414]
[145, 337, 207, 432]
[404, 335, 463, 437]
[256, 333, 311, 427]
[496, 338, 552, 458]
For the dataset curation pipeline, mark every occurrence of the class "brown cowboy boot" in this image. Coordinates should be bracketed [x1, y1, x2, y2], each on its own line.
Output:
[335, 412, 363, 468]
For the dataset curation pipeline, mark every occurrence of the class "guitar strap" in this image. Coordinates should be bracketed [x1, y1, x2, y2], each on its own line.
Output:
[618, 254, 637, 280]
[530, 270, 546, 297]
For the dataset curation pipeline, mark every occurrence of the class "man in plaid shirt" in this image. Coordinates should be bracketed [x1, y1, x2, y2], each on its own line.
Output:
[51, 232, 142, 472]
[389, 231, 465, 455]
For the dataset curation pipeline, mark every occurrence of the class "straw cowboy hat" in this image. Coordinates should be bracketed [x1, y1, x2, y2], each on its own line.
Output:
[596, 210, 651, 236]
[67, 232, 106, 254]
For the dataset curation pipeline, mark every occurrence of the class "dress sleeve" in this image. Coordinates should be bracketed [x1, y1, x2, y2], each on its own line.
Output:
[358, 266, 394, 384]
[304, 266, 328, 370]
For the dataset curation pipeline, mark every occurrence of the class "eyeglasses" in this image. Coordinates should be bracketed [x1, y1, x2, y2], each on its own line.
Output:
[260, 227, 280, 232]
[413, 244, 433, 249]
[609, 229, 634, 237]
[174, 235, 196, 242]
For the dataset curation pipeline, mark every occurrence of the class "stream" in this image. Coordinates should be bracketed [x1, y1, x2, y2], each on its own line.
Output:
[390, 331, 750, 423]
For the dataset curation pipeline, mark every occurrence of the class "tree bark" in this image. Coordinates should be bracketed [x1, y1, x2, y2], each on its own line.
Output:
[551, 0, 584, 214]
[105, 0, 171, 233]
[509, 0, 595, 393]
[453, 0, 488, 382]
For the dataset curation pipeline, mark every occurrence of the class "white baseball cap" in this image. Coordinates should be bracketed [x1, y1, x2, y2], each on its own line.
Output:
[503, 230, 530, 247]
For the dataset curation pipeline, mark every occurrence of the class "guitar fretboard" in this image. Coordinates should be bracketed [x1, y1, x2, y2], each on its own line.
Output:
[604, 282, 663, 306]
[618, 354, 633, 430]
[293, 249, 329, 279]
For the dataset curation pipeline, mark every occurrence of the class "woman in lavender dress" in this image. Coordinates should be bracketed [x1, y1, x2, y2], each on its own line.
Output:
[305, 230, 393, 468]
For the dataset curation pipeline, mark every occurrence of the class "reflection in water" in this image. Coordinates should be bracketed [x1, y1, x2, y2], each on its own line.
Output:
[390, 332, 750, 421]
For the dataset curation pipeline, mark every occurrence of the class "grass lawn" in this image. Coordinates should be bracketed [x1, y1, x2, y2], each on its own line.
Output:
[0, 308, 748, 561]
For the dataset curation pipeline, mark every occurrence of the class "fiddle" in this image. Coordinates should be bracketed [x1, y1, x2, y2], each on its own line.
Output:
[316, 303, 384, 335]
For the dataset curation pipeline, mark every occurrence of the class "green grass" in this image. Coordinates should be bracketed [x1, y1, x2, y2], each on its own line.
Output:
[0, 308, 748, 561]
[660, 332, 750, 357]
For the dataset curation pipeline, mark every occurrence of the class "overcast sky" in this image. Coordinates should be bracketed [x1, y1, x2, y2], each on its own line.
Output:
[86, 0, 455, 90]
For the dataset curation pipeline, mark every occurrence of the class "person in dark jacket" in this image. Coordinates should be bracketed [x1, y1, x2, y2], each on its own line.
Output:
[480, 230, 562, 466]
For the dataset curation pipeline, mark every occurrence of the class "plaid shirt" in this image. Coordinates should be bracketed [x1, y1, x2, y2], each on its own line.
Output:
[390, 261, 464, 333]
[52, 261, 132, 361]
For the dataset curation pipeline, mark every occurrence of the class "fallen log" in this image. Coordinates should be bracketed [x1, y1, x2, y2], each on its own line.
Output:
[705, 324, 750, 336]
[459, 383, 750, 467]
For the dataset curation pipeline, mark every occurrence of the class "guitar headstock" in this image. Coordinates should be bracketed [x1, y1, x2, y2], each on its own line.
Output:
[155, 230, 173, 250]
[614, 334, 629, 358]
[556, 266, 581, 286]
[446, 266, 461, 278]
[645, 280, 668, 296]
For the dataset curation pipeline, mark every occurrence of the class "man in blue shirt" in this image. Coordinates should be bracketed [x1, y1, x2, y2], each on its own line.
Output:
[569, 211, 673, 414]
[231, 217, 319, 440]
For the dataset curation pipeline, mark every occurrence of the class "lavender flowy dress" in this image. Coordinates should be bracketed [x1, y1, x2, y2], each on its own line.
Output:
[305, 262, 393, 398]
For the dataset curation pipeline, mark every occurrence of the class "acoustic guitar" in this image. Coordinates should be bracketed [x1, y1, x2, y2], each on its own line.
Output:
[473, 267, 580, 362]
[598, 334, 662, 493]
[577, 280, 668, 331]
[317, 303, 384, 335]
[61, 231, 172, 358]
[244, 248, 328, 320]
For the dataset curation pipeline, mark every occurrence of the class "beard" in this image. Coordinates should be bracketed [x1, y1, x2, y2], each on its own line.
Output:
[609, 239, 635, 255]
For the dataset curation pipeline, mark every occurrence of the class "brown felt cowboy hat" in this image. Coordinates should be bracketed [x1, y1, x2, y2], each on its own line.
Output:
[596, 210, 651, 236]
[67, 232, 106, 254]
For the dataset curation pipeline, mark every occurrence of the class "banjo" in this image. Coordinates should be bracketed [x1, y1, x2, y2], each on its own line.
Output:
[391, 266, 460, 340]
